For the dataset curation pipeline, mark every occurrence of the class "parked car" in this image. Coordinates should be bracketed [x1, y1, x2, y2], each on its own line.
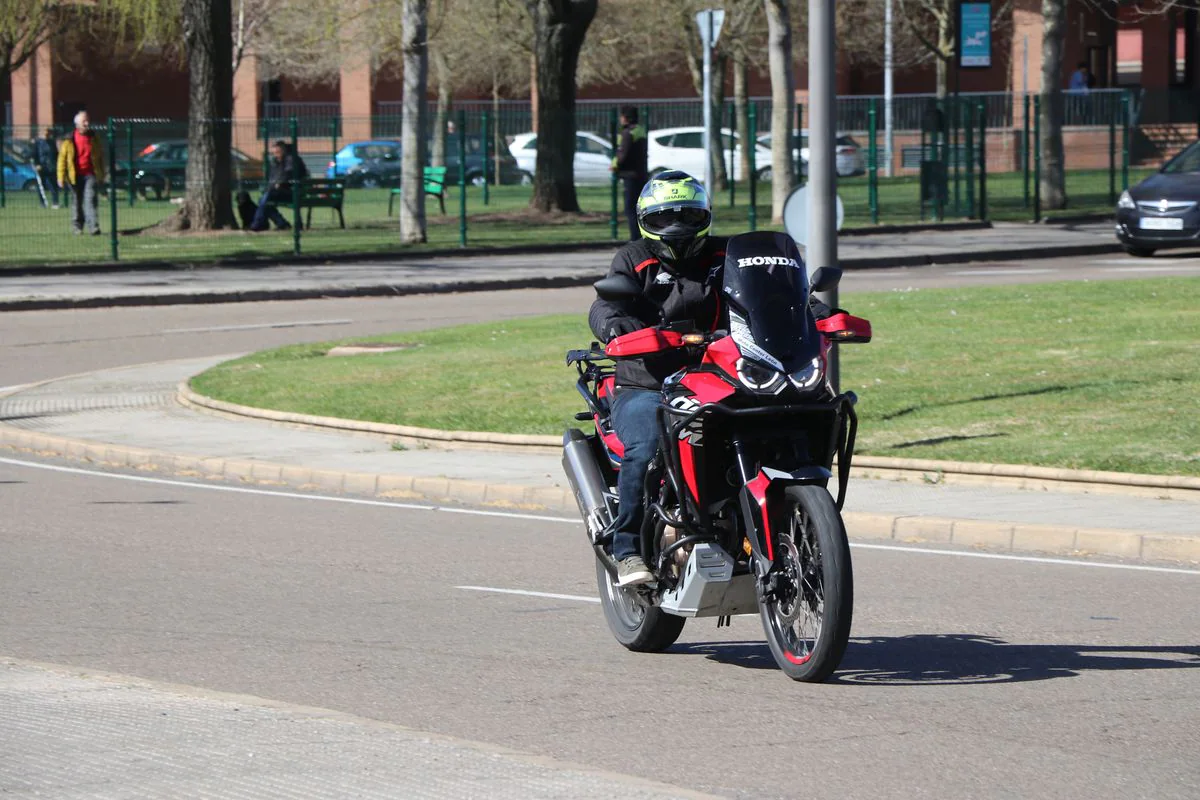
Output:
[507, 131, 614, 184]
[647, 126, 772, 183]
[1115, 139, 1200, 257]
[757, 131, 866, 178]
[111, 140, 266, 200]
[328, 136, 525, 187]
[2, 150, 40, 193]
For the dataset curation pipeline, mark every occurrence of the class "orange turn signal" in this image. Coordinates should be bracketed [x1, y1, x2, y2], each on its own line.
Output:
[681, 333, 706, 345]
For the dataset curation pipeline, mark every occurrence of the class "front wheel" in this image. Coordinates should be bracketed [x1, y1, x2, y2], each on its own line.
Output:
[759, 484, 853, 681]
[596, 558, 685, 652]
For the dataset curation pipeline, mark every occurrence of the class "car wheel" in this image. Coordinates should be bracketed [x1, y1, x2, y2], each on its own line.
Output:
[138, 178, 166, 201]
[22, 179, 39, 193]
[1123, 245, 1156, 258]
[520, 171, 533, 186]
[469, 172, 487, 187]
[756, 167, 773, 184]
[360, 175, 381, 189]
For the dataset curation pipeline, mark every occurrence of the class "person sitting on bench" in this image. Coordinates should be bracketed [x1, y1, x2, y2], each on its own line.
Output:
[250, 141, 308, 231]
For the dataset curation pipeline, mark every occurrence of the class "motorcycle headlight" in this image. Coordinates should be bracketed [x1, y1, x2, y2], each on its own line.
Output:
[789, 356, 825, 393]
[736, 357, 785, 394]
[1117, 190, 1135, 210]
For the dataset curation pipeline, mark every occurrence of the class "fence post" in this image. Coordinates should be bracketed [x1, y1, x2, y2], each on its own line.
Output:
[126, 122, 136, 207]
[918, 125, 925, 221]
[107, 120, 118, 261]
[1121, 91, 1130, 191]
[481, 110, 490, 206]
[747, 101, 757, 232]
[1022, 94, 1031, 208]
[609, 106, 619, 240]
[290, 117, 301, 255]
[868, 98, 878, 224]
[794, 100, 804, 184]
[951, 96, 961, 216]
[329, 117, 339, 179]
[1108, 97, 1117, 204]
[934, 98, 944, 222]
[964, 101, 975, 219]
[978, 100, 988, 223]
[0, 127, 6, 209]
[1033, 96, 1042, 223]
[727, 101, 735, 208]
[458, 109, 467, 247]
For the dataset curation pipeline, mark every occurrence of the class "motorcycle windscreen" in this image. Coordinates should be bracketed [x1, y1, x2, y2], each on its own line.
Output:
[722, 231, 821, 371]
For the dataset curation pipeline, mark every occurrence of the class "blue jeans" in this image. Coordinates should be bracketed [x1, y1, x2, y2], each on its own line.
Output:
[250, 191, 290, 231]
[68, 176, 99, 233]
[610, 388, 662, 561]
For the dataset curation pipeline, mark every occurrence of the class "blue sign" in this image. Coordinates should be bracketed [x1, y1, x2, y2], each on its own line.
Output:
[959, 2, 992, 68]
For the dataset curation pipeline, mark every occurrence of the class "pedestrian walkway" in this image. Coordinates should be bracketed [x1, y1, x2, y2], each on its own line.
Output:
[2, 357, 1197, 563]
[0, 660, 715, 799]
[0, 223, 1124, 310]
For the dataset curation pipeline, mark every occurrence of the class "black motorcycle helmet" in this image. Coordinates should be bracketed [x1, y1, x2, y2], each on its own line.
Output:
[636, 170, 712, 264]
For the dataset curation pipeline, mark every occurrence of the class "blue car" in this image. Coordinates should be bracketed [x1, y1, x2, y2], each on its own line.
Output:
[2, 150, 41, 193]
[325, 140, 401, 182]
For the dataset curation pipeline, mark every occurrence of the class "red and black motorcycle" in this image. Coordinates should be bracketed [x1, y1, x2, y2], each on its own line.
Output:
[563, 230, 872, 681]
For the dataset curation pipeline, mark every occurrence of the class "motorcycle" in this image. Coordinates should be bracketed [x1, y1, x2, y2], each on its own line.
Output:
[562, 230, 872, 681]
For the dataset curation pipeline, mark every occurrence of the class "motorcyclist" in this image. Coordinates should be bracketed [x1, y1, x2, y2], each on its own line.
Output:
[588, 170, 727, 586]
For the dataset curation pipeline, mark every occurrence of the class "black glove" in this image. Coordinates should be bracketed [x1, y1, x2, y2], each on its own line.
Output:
[606, 317, 643, 341]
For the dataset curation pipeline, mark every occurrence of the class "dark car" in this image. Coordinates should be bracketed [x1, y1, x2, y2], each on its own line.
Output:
[111, 139, 266, 200]
[1115, 140, 1200, 256]
[336, 135, 525, 188]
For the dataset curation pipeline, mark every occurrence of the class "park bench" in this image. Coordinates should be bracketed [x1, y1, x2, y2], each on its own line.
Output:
[298, 178, 346, 229]
[387, 166, 449, 216]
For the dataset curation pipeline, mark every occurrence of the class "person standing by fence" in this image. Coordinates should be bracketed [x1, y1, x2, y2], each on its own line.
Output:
[611, 106, 648, 241]
[34, 128, 59, 209]
[56, 111, 106, 235]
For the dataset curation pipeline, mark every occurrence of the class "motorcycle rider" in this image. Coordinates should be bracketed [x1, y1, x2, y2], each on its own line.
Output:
[589, 171, 727, 586]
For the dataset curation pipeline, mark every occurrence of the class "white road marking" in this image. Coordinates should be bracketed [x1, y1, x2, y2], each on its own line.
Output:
[0, 384, 31, 394]
[947, 269, 1059, 276]
[0, 456, 578, 525]
[2, 455, 1197, 577]
[1089, 258, 1200, 266]
[457, 586, 600, 604]
[161, 319, 353, 334]
[1103, 265, 1200, 273]
[850, 543, 1200, 576]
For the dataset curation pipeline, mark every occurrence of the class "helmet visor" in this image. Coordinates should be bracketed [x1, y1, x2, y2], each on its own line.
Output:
[639, 206, 711, 238]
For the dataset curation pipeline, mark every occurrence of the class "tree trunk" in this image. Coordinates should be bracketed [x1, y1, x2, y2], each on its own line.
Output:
[935, 9, 951, 98]
[399, 0, 429, 243]
[431, 48, 449, 168]
[1040, 0, 1067, 209]
[733, 48, 750, 187]
[527, 0, 597, 213]
[764, 0, 796, 223]
[182, 0, 234, 230]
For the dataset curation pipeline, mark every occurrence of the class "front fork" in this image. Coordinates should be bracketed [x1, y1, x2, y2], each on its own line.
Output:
[732, 437, 831, 581]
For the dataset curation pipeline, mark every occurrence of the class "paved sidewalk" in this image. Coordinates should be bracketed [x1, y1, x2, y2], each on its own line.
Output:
[0, 660, 714, 799]
[2, 357, 1197, 564]
[0, 223, 1123, 310]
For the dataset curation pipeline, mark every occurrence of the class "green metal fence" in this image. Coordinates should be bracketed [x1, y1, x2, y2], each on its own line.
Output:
[0, 90, 1182, 267]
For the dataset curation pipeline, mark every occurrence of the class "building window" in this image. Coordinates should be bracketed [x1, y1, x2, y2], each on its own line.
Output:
[1116, 28, 1142, 85]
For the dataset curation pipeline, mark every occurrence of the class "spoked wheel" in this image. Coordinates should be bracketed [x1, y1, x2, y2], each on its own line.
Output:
[595, 558, 685, 653]
[759, 485, 853, 681]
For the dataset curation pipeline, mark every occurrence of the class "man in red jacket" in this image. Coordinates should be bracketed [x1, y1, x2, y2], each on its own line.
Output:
[56, 111, 106, 235]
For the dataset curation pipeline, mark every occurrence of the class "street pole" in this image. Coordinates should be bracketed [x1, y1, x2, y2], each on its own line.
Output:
[808, 0, 838, 392]
[884, 0, 894, 178]
[702, 12, 713, 194]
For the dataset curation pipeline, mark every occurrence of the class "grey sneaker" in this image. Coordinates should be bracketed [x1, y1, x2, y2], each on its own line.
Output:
[616, 555, 654, 587]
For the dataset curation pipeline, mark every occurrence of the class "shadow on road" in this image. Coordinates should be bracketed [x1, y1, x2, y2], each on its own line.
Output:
[674, 634, 1200, 685]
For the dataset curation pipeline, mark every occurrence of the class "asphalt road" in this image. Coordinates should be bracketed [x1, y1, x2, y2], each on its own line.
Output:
[2, 256, 1199, 797]
[1, 458, 1197, 798]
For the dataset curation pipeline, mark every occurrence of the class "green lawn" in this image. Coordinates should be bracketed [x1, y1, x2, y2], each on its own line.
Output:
[0, 166, 1150, 268]
[190, 277, 1200, 477]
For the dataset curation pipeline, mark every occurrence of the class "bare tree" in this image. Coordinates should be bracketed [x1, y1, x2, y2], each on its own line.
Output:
[103, 0, 236, 230]
[894, 0, 1014, 97]
[0, 1, 63, 114]
[526, 0, 596, 212]
[399, 0, 429, 242]
[764, 0, 795, 223]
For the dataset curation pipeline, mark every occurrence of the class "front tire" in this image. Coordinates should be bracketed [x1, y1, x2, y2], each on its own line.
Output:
[596, 558, 685, 652]
[759, 485, 853, 682]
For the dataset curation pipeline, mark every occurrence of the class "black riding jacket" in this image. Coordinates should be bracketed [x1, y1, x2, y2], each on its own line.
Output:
[588, 237, 728, 392]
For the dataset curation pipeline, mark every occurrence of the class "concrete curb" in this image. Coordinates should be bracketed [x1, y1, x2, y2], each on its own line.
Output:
[3, 416, 1196, 567]
[0, 240, 1129, 312]
[179, 380, 1200, 502]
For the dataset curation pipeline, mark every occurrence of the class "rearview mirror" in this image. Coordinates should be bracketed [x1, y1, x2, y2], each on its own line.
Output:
[593, 275, 642, 301]
[810, 266, 842, 293]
